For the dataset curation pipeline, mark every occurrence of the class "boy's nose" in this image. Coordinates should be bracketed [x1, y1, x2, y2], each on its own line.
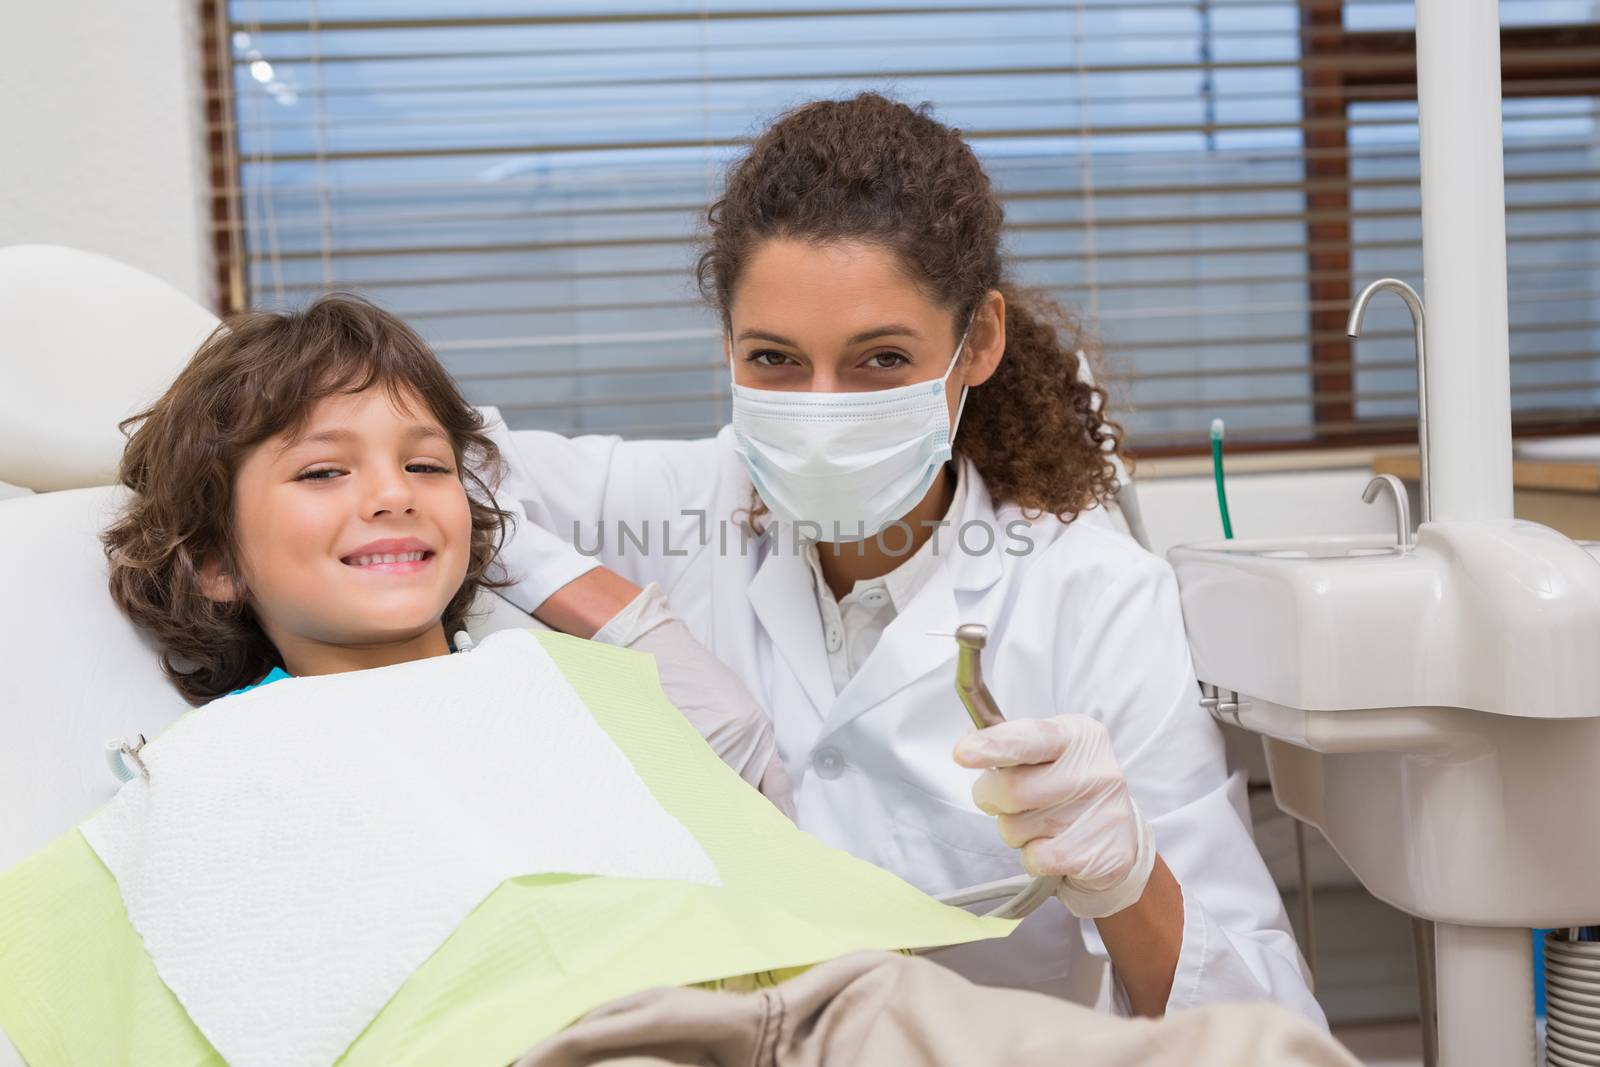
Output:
[365, 470, 416, 516]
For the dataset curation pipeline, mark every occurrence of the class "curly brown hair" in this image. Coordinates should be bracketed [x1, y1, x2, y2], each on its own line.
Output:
[103, 294, 511, 704]
[697, 92, 1125, 519]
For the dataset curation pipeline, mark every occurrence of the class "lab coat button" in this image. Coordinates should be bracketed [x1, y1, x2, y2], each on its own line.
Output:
[825, 626, 842, 652]
[861, 589, 888, 607]
[813, 746, 845, 779]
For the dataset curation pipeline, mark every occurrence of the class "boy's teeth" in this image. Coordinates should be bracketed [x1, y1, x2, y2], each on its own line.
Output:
[348, 551, 426, 566]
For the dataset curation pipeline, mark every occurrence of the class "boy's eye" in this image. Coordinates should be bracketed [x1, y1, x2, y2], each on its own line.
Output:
[294, 467, 343, 482]
[406, 462, 454, 474]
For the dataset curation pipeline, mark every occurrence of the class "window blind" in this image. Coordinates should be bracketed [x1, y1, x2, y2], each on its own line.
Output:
[203, 0, 1600, 453]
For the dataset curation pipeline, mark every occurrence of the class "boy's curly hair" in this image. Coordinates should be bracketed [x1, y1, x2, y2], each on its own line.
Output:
[103, 294, 510, 704]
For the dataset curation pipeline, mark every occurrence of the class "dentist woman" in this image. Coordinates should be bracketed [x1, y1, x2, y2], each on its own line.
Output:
[483, 93, 1320, 1023]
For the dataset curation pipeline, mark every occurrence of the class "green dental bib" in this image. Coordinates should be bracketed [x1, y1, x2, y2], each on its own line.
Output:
[0, 632, 1012, 1067]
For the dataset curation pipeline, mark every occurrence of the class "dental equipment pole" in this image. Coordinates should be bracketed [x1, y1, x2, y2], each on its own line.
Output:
[1415, 0, 1513, 524]
[1413, 0, 1525, 1063]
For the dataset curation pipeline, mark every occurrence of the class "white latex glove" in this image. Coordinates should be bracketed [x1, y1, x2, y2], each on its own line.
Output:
[953, 714, 1156, 919]
[595, 583, 796, 820]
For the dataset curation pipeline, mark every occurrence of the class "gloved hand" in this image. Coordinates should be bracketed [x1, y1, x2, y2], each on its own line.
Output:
[595, 583, 796, 820]
[953, 714, 1156, 919]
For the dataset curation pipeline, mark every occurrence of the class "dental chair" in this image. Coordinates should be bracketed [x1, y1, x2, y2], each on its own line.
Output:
[0, 246, 221, 494]
[0, 246, 221, 864]
[0, 245, 212, 1065]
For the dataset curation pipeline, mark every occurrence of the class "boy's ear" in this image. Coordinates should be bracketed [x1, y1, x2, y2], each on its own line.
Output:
[198, 555, 245, 603]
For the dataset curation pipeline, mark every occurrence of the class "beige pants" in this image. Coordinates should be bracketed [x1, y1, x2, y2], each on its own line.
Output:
[513, 951, 1359, 1067]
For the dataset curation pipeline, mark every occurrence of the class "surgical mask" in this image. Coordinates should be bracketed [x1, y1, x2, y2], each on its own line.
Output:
[729, 322, 972, 542]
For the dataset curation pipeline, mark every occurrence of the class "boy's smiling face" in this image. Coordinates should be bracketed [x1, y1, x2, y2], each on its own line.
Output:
[211, 385, 473, 676]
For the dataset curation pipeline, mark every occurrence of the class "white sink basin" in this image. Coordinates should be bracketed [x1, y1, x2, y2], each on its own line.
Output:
[1170, 521, 1600, 719]
[1252, 546, 1398, 559]
[1168, 520, 1600, 926]
[1186, 532, 1400, 560]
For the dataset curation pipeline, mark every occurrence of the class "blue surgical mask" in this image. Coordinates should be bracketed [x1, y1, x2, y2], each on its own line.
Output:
[729, 323, 972, 541]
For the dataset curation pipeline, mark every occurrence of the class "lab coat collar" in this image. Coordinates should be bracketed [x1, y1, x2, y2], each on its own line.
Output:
[822, 558, 959, 735]
[821, 458, 1008, 735]
[748, 459, 1010, 731]
[946, 457, 1006, 595]
[806, 458, 970, 614]
[747, 528, 837, 722]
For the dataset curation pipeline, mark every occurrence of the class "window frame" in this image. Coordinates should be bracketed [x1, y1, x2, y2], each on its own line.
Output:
[200, 1, 1600, 456]
[1275, 0, 1600, 459]
[202, 0, 248, 315]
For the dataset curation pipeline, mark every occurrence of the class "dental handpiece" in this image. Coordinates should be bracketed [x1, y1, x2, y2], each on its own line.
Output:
[953, 623, 1006, 729]
[942, 623, 1062, 920]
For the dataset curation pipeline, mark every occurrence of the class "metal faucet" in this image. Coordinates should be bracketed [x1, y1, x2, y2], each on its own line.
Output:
[1348, 278, 1431, 524]
[1362, 473, 1414, 549]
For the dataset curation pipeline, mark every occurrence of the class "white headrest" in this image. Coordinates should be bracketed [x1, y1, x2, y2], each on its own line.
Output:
[0, 245, 219, 491]
[0, 487, 189, 869]
[0, 487, 543, 871]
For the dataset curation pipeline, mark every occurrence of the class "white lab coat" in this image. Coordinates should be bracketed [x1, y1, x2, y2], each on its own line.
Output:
[482, 412, 1323, 1024]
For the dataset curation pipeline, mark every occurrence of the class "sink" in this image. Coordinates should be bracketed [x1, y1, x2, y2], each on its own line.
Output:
[1169, 520, 1600, 928]
[1254, 547, 1398, 559]
[1186, 532, 1400, 560]
[1170, 521, 1600, 719]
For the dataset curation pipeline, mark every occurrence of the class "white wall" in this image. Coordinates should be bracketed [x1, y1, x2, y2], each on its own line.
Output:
[0, 0, 212, 305]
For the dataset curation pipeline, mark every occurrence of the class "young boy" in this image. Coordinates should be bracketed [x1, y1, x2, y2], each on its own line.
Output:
[104, 294, 507, 698]
[101, 294, 790, 820]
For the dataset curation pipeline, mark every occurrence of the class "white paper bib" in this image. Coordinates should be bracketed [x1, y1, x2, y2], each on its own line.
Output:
[82, 629, 719, 1067]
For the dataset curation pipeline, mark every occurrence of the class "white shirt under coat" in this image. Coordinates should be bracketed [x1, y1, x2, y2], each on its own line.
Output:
[805, 467, 963, 694]
[480, 409, 1323, 1025]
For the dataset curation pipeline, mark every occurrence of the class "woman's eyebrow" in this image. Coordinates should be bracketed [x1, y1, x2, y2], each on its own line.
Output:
[737, 328, 799, 346]
[736, 325, 922, 346]
[847, 324, 921, 344]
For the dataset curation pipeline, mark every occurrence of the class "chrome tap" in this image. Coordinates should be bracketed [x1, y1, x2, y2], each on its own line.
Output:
[1363, 473, 1414, 550]
[1348, 279, 1431, 524]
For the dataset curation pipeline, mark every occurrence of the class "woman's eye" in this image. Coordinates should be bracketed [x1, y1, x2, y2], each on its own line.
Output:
[867, 351, 910, 369]
[295, 467, 342, 482]
[747, 349, 794, 368]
